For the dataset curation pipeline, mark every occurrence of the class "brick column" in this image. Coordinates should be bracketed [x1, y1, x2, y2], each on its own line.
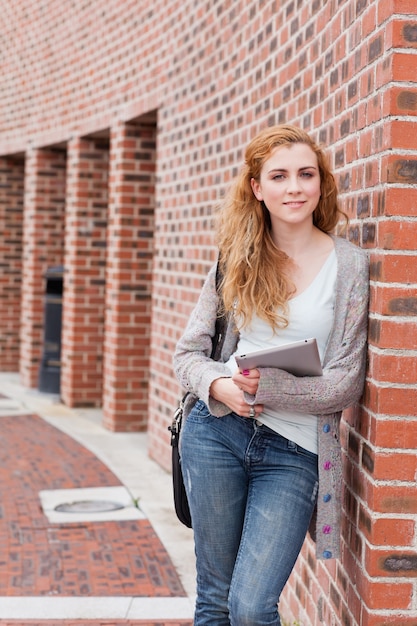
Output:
[20, 148, 66, 388]
[357, 11, 417, 625]
[0, 157, 24, 371]
[102, 119, 156, 431]
[61, 137, 109, 407]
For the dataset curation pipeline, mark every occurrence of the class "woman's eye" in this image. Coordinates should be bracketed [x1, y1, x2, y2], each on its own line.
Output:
[301, 172, 314, 178]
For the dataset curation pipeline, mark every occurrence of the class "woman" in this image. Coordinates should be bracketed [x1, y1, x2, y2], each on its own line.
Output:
[173, 124, 369, 625]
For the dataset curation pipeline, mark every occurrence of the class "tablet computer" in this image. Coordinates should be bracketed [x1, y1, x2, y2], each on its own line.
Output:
[235, 338, 322, 377]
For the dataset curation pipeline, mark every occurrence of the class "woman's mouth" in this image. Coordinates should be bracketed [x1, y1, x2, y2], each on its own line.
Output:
[284, 201, 305, 208]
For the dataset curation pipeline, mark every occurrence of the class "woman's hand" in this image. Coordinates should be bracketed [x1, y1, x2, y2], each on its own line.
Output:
[232, 368, 260, 395]
[210, 373, 263, 418]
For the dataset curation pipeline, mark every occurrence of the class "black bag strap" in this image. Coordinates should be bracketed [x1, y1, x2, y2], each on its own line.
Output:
[210, 261, 227, 360]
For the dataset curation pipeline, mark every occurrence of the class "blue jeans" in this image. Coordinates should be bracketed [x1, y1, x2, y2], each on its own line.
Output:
[180, 400, 318, 626]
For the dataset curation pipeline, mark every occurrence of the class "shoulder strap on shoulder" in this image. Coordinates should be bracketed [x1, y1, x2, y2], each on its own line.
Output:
[211, 259, 227, 361]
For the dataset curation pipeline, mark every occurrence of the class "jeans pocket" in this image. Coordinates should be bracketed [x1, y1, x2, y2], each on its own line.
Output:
[180, 400, 215, 457]
[295, 442, 318, 462]
[188, 399, 212, 421]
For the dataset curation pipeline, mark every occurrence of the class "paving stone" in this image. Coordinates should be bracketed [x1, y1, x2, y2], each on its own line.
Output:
[0, 412, 192, 624]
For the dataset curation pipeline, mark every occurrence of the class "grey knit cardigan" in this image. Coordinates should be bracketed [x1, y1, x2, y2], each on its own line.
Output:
[173, 236, 369, 560]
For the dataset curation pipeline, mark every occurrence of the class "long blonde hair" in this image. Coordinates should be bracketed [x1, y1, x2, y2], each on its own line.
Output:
[216, 124, 346, 330]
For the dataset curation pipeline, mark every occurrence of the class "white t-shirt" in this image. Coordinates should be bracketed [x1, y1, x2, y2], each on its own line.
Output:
[225, 250, 337, 454]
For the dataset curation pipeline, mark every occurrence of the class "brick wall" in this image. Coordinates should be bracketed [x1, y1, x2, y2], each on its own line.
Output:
[0, 0, 416, 623]
[0, 157, 24, 370]
[61, 136, 109, 407]
[103, 117, 156, 431]
[20, 148, 66, 388]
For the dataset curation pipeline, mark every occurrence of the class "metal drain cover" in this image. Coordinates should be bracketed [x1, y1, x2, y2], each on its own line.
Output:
[54, 500, 126, 513]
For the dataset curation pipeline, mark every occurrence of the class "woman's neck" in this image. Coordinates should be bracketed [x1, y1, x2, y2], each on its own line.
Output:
[272, 224, 327, 260]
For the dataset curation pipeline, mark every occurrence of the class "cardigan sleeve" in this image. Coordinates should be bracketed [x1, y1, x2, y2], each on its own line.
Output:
[173, 264, 235, 416]
[247, 253, 369, 415]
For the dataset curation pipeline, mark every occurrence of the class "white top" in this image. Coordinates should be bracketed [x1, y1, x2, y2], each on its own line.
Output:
[225, 249, 337, 454]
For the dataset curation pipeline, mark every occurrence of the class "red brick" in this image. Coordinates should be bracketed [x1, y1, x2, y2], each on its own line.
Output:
[370, 482, 417, 515]
[390, 0, 417, 15]
[370, 416, 417, 449]
[365, 382, 417, 416]
[387, 87, 417, 116]
[391, 19, 417, 48]
[392, 52, 417, 82]
[371, 251, 417, 283]
[361, 612, 417, 626]
[369, 351, 417, 385]
[378, 220, 417, 250]
[359, 507, 415, 546]
[357, 570, 413, 610]
[368, 317, 417, 351]
[365, 545, 417, 578]
[369, 448, 417, 481]
[372, 517, 415, 547]
[371, 284, 417, 316]
[385, 122, 417, 156]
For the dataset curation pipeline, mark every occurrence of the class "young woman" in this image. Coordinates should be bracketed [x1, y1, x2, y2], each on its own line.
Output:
[173, 124, 369, 625]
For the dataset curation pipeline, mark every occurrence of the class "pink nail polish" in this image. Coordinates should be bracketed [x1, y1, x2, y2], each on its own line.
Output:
[242, 369, 250, 376]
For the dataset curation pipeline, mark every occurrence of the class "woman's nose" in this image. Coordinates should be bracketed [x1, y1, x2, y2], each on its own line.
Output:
[287, 175, 301, 192]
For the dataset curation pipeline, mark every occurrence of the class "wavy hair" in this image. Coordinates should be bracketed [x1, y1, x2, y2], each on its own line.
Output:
[216, 124, 347, 330]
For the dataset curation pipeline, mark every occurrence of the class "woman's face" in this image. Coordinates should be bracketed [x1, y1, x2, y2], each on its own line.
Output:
[250, 143, 321, 230]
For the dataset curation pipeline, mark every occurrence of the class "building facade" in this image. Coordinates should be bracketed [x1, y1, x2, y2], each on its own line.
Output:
[1, 0, 416, 623]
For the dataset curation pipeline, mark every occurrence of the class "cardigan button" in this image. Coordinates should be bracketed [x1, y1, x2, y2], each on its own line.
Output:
[323, 423, 330, 433]
[323, 493, 332, 502]
[322, 550, 332, 559]
[323, 461, 332, 470]
[322, 525, 332, 534]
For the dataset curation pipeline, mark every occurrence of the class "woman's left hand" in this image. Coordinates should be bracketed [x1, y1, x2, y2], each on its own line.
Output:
[232, 368, 260, 395]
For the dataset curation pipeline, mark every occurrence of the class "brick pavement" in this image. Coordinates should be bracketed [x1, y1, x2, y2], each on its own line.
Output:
[0, 408, 193, 625]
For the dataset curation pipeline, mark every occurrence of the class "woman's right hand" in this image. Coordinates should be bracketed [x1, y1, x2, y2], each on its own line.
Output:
[209, 377, 264, 419]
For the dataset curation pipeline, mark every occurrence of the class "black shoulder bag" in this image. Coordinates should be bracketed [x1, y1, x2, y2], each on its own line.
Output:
[169, 265, 226, 528]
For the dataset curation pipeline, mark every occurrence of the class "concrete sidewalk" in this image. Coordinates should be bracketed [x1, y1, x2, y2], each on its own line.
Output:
[0, 372, 196, 624]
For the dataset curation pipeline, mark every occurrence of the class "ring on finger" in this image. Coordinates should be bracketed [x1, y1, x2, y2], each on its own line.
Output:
[249, 406, 255, 418]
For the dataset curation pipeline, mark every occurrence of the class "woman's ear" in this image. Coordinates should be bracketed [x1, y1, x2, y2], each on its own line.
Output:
[250, 178, 263, 201]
